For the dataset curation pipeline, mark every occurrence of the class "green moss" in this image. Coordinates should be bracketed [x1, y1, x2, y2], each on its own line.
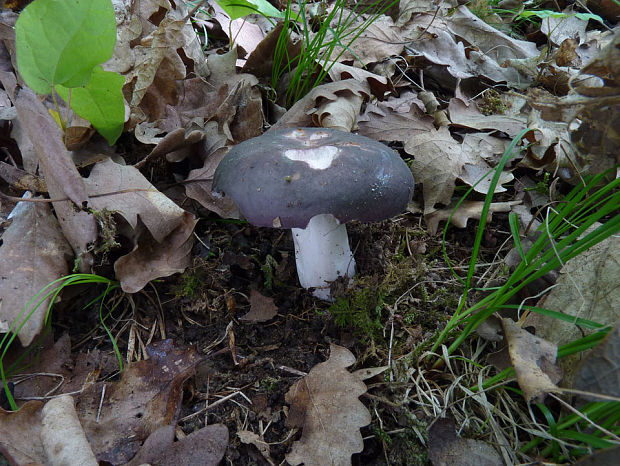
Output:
[172, 270, 204, 299]
[259, 376, 279, 392]
[478, 89, 507, 115]
[329, 285, 384, 339]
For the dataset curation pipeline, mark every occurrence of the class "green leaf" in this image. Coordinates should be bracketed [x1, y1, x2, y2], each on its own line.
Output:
[216, 0, 285, 20]
[15, 0, 116, 94]
[56, 66, 125, 145]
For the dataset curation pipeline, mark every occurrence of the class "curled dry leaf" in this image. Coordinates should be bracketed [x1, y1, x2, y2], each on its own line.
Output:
[77, 340, 203, 464]
[285, 344, 371, 466]
[113, 212, 197, 293]
[358, 93, 434, 143]
[0, 197, 72, 346]
[326, 13, 403, 66]
[448, 98, 527, 137]
[184, 138, 241, 219]
[270, 79, 370, 131]
[326, 61, 394, 100]
[83, 158, 196, 292]
[0, 160, 46, 192]
[405, 127, 513, 214]
[312, 91, 364, 132]
[134, 46, 263, 164]
[523, 234, 620, 387]
[85, 158, 189, 243]
[424, 200, 521, 235]
[6, 81, 97, 270]
[401, 6, 540, 89]
[110, 0, 209, 128]
[502, 318, 561, 403]
[209, 1, 265, 59]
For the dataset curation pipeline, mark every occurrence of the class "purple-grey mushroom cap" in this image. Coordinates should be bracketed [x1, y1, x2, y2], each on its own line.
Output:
[212, 127, 415, 229]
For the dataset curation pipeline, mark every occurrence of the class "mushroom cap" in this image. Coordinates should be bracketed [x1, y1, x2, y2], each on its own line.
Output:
[212, 127, 415, 229]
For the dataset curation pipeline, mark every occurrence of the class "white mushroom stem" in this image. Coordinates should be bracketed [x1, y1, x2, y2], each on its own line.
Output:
[291, 213, 355, 300]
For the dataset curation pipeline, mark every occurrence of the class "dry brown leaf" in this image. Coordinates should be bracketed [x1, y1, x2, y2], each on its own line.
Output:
[0, 342, 197, 465]
[83, 158, 196, 292]
[133, 47, 263, 149]
[10, 84, 87, 207]
[184, 143, 241, 219]
[0, 197, 72, 346]
[326, 61, 394, 100]
[524, 234, 620, 387]
[243, 21, 302, 79]
[448, 98, 527, 137]
[428, 417, 503, 466]
[6, 82, 97, 270]
[0, 160, 46, 192]
[127, 424, 229, 466]
[240, 290, 278, 322]
[85, 159, 189, 243]
[502, 318, 561, 402]
[78, 340, 202, 464]
[285, 344, 371, 466]
[401, 8, 538, 88]
[397, 0, 455, 27]
[573, 321, 620, 401]
[0, 400, 45, 464]
[11, 333, 72, 400]
[540, 8, 588, 46]
[325, 13, 403, 66]
[405, 127, 513, 214]
[41, 395, 98, 466]
[358, 93, 434, 142]
[114, 212, 196, 293]
[111, 0, 209, 128]
[312, 92, 364, 132]
[209, 1, 265, 59]
[270, 79, 370, 131]
[424, 200, 521, 235]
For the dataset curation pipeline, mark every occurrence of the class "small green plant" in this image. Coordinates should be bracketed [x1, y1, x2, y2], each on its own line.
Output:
[172, 270, 204, 299]
[420, 129, 619, 460]
[0, 274, 122, 410]
[329, 286, 384, 338]
[15, 0, 125, 145]
[259, 376, 279, 392]
[431, 129, 619, 357]
[522, 399, 620, 462]
[272, 0, 395, 107]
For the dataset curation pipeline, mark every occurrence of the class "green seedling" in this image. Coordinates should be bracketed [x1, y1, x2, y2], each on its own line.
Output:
[15, 0, 124, 145]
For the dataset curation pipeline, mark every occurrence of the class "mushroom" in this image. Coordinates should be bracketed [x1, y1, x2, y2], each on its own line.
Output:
[212, 127, 414, 300]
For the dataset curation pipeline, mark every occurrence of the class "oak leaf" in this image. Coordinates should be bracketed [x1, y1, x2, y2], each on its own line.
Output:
[285, 344, 371, 466]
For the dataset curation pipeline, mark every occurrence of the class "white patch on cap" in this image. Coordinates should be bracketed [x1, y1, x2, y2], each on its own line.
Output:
[284, 146, 339, 170]
[285, 128, 331, 146]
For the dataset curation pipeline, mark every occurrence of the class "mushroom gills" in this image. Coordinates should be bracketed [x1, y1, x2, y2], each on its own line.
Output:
[291, 213, 356, 301]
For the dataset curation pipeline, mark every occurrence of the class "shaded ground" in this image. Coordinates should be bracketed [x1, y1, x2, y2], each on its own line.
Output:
[47, 180, 511, 465]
